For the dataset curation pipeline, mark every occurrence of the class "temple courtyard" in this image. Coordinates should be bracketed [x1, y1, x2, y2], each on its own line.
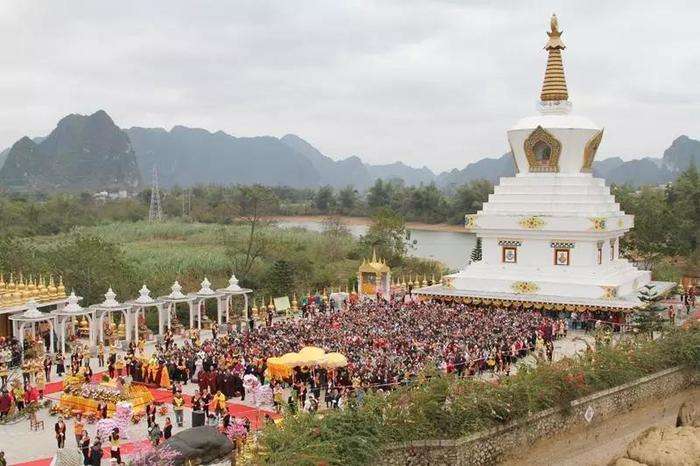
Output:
[3, 331, 572, 465]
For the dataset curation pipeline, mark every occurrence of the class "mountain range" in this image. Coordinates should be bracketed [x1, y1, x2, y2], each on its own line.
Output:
[0, 110, 698, 192]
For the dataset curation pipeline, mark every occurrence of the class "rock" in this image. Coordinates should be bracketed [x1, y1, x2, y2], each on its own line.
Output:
[612, 458, 646, 466]
[161, 426, 235, 465]
[625, 426, 700, 466]
[677, 400, 697, 427]
[55, 448, 84, 466]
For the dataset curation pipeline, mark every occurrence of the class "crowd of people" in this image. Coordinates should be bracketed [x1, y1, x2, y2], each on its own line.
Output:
[135, 297, 566, 416]
[3, 291, 669, 464]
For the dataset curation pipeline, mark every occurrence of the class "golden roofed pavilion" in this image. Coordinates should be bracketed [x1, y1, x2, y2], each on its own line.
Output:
[357, 249, 391, 300]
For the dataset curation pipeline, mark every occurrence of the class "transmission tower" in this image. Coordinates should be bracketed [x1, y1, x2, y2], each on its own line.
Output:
[148, 165, 163, 222]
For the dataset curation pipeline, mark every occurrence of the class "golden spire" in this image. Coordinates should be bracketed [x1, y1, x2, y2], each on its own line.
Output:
[540, 13, 568, 102]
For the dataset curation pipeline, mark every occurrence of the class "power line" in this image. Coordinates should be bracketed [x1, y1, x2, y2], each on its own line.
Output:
[148, 165, 163, 222]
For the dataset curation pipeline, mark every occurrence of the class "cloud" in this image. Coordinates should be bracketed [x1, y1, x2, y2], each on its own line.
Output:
[0, 0, 697, 171]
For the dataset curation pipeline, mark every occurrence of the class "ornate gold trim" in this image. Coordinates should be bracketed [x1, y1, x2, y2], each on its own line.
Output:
[464, 214, 478, 230]
[523, 126, 562, 172]
[590, 216, 607, 231]
[582, 129, 604, 172]
[519, 215, 545, 229]
[420, 293, 634, 312]
[601, 286, 618, 300]
[512, 281, 539, 294]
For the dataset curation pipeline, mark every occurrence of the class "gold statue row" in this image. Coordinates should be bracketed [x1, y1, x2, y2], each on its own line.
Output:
[392, 274, 441, 289]
[0, 272, 67, 307]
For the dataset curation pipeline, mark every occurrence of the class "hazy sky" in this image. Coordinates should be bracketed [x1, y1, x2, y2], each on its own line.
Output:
[0, 1, 698, 172]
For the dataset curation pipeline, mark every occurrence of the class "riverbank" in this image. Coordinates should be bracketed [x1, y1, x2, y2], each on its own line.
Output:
[268, 215, 467, 233]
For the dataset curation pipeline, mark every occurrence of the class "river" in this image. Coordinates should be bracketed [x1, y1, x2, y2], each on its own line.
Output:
[277, 219, 476, 271]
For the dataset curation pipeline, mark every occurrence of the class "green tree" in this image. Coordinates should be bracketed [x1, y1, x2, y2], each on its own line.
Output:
[337, 186, 358, 213]
[226, 185, 278, 279]
[322, 216, 351, 261]
[44, 233, 135, 304]
[632, 284, 668, 339]
[448, 180, 493, 224]
[268, 260, 294, 297]
[366, 179, 393, 209]
[618, 186, 674, 269]
[362, 208, 409, 264]
[665, 165, 700, 255]
[470, 237, 482, 262]
[407, 184, 447, 223]
[315, 185, 336, 213]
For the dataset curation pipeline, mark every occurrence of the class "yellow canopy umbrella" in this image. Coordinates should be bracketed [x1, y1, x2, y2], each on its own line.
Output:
[279, 352, 303, 367]
[323, 352, 348, 369]
[266, 356, 292, 379]
[297, 346, 326, 365]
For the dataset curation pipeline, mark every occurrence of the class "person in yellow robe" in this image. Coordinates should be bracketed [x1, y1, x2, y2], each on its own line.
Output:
[210, 390, 227, 417]
[115, 355, 125, 376]
[35, 369, 46, 398]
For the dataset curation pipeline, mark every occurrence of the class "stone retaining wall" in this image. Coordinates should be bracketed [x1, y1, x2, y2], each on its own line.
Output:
[377, 366, 697, 466]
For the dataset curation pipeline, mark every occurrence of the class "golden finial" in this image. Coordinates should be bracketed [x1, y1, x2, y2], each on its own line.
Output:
[0, 272, 5, 291]
[48, 275, 58, 298]
[57, 276, 66, 296]
[27, 275, 37, 293]
[540, 13, 568, 102]
[291, 292, 298, 311]
[422, 275, 428, 287]
[371, 247, 377, 263]
[39, 276, 49, 300]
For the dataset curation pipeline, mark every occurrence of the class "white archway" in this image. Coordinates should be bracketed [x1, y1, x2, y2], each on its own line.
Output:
[90, 288, 133, 344]
[9, 300, 56, 359]
[126, 285, 165, 341]
[216, 274, 252, 326]
[53, 292, 96, 354]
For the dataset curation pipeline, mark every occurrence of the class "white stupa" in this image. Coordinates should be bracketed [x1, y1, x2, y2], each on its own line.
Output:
[101, 287, 120, 307]
[135, 284, 155, 304]
[417, 15, 674, 311]
[197, 277, 215, 296]
[168, 281, 186, 299]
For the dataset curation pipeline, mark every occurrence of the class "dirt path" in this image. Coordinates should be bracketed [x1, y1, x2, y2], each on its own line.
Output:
[499, 386, 700, 466]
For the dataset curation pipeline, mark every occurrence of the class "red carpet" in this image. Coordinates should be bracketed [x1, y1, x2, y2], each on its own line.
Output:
[143, 386, 280, 427]
[15, 378, 279, 465]
[12, 460, 51, 466]
[12, 439, 152, 466]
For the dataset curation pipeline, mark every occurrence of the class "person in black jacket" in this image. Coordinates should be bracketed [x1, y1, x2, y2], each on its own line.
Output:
[79, 431, 90, 465]
[163, 417, 173, 440]
[54, 417, 66, 448]
[89, 440, 102, 466]
[145, 403, 156, 428]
